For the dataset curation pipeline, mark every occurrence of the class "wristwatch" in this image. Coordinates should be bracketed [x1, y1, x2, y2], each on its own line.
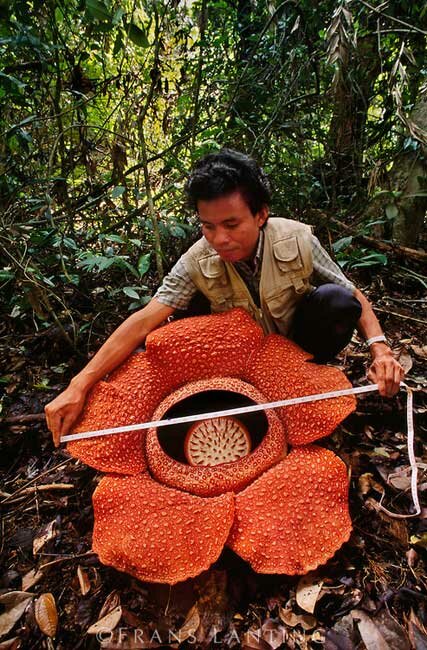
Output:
[366, 335, 388, 346]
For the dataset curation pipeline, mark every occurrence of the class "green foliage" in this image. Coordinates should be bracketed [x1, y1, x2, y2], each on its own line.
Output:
[0, 0, 425, 344]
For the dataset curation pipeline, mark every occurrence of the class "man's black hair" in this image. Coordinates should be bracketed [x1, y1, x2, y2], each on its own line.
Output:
[185, 148, 271, 215]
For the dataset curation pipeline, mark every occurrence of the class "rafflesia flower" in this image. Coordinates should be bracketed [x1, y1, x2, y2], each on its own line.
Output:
[67, 308, 356, 585]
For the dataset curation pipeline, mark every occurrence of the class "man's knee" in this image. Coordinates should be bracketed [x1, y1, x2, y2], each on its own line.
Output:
[307, 284, 362, 321]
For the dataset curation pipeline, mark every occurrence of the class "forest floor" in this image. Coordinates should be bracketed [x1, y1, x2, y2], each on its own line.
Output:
[1, 260, 426, 650]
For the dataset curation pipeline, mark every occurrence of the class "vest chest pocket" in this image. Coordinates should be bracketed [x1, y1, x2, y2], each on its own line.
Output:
[273, 236, 303, 273]
[199, 255, 229, 290]
[198, 254, 233, 311]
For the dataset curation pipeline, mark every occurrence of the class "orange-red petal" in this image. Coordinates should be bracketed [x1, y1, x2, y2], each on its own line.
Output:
[67, 381, 146, 473]
[107, 352, 175, 404]
[227, 445, 351, 574]
[244, 335, 355, 445]
[145, 308, 264, 387]
[67, 353, 175, 474]
[92, 473, 235, 584]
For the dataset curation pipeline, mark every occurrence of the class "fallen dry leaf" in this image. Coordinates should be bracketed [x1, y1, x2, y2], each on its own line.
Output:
[0, 591, 34, 638]
[387, 518, 409, 546]
[410, 344, 427, 360]
[98, 591, 121, 620]
[296, 572, 323, 613]
[358, 472, 374, 495]
[351, 609, 410, 650]
[176, 604, 200, 643]
[33, 519, 58, 556]
[192, 570, 229, 644]
[87, 606, 122, 635]
[241, 628, 271, 650]
[408, 609, 427, 650]
[406, 548, 419, 567]
[21, 567, 45, 592]
[279, 606, 317, 631]
[35, 593, 58, 638]
[410, 532, 427, 548]
[398, 351, 413, 374]
[260, 618, 288, 649]
[77, 565, 91, 596]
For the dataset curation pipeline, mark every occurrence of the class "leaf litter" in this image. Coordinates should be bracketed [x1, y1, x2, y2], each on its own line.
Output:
[0, 272, 426, 649]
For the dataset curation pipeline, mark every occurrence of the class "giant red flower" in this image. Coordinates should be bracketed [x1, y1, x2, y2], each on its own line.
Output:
[67, 309, 355, 584]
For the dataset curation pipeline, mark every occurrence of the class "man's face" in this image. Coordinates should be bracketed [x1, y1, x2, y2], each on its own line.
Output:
[197, 191, 268, 263]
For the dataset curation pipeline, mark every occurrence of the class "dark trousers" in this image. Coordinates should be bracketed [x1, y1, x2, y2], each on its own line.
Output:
[292, 284, 362, 362]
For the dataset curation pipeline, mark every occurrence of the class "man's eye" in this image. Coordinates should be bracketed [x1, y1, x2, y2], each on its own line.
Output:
[226, 224, 238, 229]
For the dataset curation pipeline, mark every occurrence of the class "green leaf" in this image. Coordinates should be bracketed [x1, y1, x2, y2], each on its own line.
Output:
[137, 253, 151, 277]
[385, 203, 399, 220]
[352, 253, 388, 268]
[127, 22, 149, 47]
[0, 71, 26, 90]
[169, 225, 186, 238]
[112, 7, 125, 25]
[111, 185, 126, 198]
[123, 286, 140, 299]
[0, 270, 15, 281]
[86, 0, 112, 22]
[62, 236, 78, 250]
[113, 31, 123, 55]
[332, 236, 352, 253]
[104, 234, 124, 243]
[97, 257, 116, 271]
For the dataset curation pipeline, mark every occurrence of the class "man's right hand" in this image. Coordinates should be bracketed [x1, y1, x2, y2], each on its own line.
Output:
[45, 384, 87, 448]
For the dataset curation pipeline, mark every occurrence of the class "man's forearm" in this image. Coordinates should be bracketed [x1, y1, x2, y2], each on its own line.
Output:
[353, 288, 391, 357]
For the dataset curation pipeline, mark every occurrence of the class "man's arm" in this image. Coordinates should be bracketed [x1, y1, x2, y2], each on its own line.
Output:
[353, 288, 404, 398]
[45, 298, 175, 447]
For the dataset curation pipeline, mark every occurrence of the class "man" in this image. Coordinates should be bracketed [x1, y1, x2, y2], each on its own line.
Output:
[46, 149, 404, 446]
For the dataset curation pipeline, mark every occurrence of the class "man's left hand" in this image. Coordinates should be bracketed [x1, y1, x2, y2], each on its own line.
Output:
[367, 347, 405, 397]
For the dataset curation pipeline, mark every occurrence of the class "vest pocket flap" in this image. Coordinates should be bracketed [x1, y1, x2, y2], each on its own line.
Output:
[273, 236, 300, 263]
[199, 255, 226, 279]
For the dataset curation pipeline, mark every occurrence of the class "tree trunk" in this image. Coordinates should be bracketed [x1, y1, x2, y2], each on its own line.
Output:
[327, 35, 381, 208]
[390, 92, 427, 247]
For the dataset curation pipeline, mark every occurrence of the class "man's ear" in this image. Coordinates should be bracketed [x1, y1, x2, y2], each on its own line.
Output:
[257, 205, 269, 227]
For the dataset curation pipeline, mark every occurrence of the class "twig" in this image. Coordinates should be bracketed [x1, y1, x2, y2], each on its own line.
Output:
[357, 0, 427, 35]
[1, 458, 73, 504]
[373, 306, 427, 325]
[2, 413, 46, 425]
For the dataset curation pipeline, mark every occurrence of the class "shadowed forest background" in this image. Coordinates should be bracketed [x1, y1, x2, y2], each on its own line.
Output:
[0, 0, 426, 648]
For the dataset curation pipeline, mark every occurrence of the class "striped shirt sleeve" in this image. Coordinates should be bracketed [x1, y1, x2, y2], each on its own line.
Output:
[154, 256, 198, 310]
[311, 236, 355, 292]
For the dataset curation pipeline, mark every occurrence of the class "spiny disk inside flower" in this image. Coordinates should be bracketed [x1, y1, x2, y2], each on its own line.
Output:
[184, 417, 252, 466]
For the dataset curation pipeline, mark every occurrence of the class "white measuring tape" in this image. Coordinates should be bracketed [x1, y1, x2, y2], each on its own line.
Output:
[61, 382, 420, 519]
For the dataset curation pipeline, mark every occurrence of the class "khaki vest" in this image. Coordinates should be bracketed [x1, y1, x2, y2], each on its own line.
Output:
[181, 217, 313, 335]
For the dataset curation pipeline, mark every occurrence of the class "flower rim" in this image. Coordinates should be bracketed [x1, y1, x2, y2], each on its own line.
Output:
[146, 376, 287, 497]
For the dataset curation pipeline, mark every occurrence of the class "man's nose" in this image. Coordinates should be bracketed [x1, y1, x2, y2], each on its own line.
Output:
[212, 228, 231, 247]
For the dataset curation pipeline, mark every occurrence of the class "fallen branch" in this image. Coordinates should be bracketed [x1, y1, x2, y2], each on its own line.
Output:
[331, 217, 427, 263]
[2, 483, 75, 505]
